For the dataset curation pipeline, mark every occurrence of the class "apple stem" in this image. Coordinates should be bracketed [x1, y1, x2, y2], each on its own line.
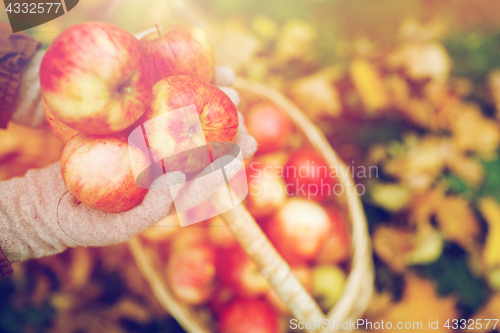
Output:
[155, 24, 161, 37]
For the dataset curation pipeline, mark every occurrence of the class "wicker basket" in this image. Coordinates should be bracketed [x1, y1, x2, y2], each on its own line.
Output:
[128, 77, 374, 333]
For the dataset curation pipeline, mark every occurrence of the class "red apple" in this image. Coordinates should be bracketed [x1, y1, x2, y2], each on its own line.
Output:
[265, 265, 312, 314]
[219, 299, 282, 333]
[315, 208, 350, 265]
[208, 286, 234, 317]
[140, 25, 215, 83]
[166, 244, 217, 305]
[40, 22, 152, 135]
[61, 133, 150, 212]
[284, 148, 336, 202]
[142, 75, 238, 174]
[216, 245, 269, 298]
[246, 161, 287, 219]
[265, 198, 331, 264]
[42, 97, 78, 143]
[245, 102, 292, 154]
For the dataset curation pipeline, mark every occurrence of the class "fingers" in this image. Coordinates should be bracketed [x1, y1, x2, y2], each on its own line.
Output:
[57, 170, 187, 247]
[214, 65, 235, 86]
[236, 111, 257, 159]
[171, 156, 243, 213]
[214, 65, 240, 107]
[218, 86, 240, 107]
[236, 132, 257, 160]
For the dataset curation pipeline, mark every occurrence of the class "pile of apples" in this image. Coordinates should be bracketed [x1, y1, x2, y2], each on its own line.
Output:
[141, 102, 351, 333]
[40, 22, 238, 212]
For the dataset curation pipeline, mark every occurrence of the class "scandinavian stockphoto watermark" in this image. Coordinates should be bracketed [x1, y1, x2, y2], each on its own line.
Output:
[290, 318, 500, 331]
[248, 160, 378, 199]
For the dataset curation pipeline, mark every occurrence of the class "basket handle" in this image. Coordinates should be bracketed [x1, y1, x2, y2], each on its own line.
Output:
[210, 195, 327, 332]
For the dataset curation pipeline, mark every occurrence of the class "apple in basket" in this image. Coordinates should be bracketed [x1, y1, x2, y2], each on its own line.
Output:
[312, 265, 346, 311]
[40, 22, 152, 135]
[141, 75, 239, 174]
[140, 25, 215, 83]
[284, 148, 336, 202]
[216, 245, 269, 298]
[315, 207, 351, 265]
[245, 102, 292, 154]
[265, 198, 331, 264]
[246, 161, 287, 219]
[42, 97, 78, 143]
[219, 299, 283, 333]
[61, 133, 150, 212]
[166, 244, 217, 305]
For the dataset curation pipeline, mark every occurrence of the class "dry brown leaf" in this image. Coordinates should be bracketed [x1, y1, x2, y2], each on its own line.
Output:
[398, 16, 448, 42]
[274, 18, 316, 63]
[388, 41, 451, 83]
[69, 247, 94, 290]
[369, 274, 458, 333]
[488, 69, 500, 120]
[287, 67, 343, 120]
[478, 198, 500, 269]
[373, 226, 414, 272]
[208, 21, 262, 74]
[444, 147, 484, 187]
[466, 293, 500, 333]
[435, 195, 480, 250]
[384, 136, 447, 190]
[450, 104, 500, 160]
[0, 123, 64, 181]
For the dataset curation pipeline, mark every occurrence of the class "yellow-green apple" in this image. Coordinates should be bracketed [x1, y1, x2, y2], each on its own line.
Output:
[246, 161, 287, 219]
[315, 208, 350, 264]
[265, 265, 312, 314]
[42, 97, 78, 143]
[312, 265, 346, 311]
[140, 25, 215, 83]
[216, 245, 269, 298]
[61, 133, 150, 212]
[219, 299, 282, 333]
[265, 198, 331, 264]
[245, 102, 292, 154]
[40, 22, 152, 135]
[142, 75, 238, 174]
[166, 244, 217, 305]
[284, 148, 336, 202]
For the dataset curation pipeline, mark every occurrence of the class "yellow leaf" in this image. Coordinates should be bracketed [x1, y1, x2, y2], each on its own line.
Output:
[369, 274, 458, 333]
[479, 198, 500, 268]
[287, 67, 343, 120]
[435, 195, 480, 250]
[350, 58, 389, 114]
